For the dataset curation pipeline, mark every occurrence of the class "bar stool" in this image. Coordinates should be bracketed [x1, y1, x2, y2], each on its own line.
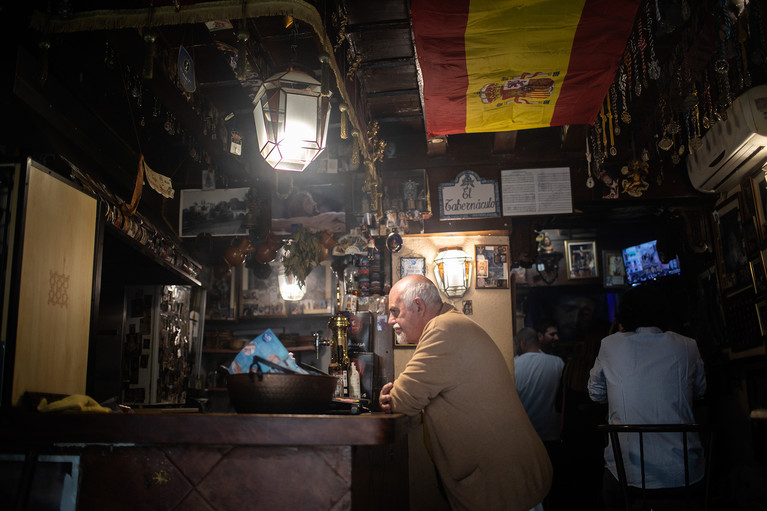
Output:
[596, 423, 713, 511]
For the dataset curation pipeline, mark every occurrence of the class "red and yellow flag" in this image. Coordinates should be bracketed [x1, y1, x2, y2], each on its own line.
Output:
[412, 0, 641, 137]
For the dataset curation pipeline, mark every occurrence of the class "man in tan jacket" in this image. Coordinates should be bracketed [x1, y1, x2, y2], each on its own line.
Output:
[379, 275, 552, 511]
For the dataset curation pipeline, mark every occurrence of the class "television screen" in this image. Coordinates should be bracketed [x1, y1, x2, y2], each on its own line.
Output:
[622, 240, 681, 286]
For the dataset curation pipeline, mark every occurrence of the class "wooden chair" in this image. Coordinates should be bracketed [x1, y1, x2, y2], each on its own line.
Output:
[596, 424, 713, 511]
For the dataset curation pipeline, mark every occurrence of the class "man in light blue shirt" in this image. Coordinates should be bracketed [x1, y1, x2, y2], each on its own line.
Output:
[515, 327, 565, 442]
[588, 284, 706, 509]
[515, 327, 566, 510]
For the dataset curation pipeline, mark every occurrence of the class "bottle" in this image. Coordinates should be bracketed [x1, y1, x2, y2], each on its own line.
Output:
[349, 361, 361, 399]
[328, 346, 345, 398]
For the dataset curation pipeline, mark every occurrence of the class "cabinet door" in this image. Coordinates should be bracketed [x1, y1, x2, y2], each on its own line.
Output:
[12, 160, 97, 405]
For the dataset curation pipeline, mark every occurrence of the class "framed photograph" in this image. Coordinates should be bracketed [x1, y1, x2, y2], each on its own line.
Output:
[475, 245, 509, 289]
[751, 257, 767, 294]
[714, 195, 751, 293]
[271, 182, 346, 235]
[756, 299, 767, 336]
[400, 257, 426, 277]
[565, 240, 598, 279]
[179, 187, 249, 237]
[602, 250, 626, 287]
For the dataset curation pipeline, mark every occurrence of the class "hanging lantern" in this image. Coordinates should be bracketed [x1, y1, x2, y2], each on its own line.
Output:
[252, 69, 331, 172]
[277, 246, 307, 301]
[433, 247, 473, 298]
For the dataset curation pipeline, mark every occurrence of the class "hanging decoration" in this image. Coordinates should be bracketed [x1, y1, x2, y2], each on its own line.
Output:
[585, 0, 767, 200]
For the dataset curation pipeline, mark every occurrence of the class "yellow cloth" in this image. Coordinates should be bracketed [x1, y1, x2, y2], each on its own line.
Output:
[37, 394, 111, 413]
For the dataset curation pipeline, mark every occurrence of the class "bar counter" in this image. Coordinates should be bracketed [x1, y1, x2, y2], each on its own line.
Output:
[0, 411, 410, 510]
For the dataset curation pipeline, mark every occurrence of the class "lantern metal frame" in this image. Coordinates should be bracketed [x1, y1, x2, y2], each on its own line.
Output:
[433, 247, 473, 298]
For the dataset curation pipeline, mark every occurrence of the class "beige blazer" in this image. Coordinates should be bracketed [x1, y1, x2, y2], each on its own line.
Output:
[390, 304, 552, 511]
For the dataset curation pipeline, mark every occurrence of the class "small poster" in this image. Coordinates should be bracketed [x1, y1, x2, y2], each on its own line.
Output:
[475, 245, 509, 289]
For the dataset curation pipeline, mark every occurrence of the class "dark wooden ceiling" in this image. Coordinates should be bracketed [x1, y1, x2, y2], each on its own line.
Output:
[2, 0, 715, 247]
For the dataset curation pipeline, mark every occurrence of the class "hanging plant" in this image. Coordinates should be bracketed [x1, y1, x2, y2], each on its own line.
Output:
[281, 225, 323, 287]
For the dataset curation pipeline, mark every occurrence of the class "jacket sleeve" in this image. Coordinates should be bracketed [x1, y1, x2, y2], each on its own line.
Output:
[389, 313, 466, 416]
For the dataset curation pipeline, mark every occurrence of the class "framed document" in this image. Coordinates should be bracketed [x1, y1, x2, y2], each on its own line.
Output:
[400, 257, 426, 277]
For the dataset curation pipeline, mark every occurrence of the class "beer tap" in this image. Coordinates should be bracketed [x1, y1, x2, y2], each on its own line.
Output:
[313, 331, 331, 360]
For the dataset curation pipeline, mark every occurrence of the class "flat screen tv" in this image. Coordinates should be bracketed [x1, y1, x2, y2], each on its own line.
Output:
[622, 239, 681, 286]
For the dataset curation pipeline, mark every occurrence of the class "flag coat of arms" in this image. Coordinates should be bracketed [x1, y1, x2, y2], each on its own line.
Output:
[411, 0, 642, 137]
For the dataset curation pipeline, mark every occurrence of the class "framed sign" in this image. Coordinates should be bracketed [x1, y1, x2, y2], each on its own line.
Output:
[565, 240, 598, 279]
[475, 245, 509, 289]
[400, 257, 426, 277]
[438, 170, 500, 220]
[602, 250, 625, 287]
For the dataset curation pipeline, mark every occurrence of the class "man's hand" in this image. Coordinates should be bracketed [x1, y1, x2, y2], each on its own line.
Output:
[379, 382, 394, 413]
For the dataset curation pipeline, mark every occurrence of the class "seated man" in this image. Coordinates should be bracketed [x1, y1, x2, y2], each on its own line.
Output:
[588, 284, 707, 510]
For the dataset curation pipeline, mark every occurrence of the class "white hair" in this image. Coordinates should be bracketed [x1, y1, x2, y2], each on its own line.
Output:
[399, 277, 442, 310]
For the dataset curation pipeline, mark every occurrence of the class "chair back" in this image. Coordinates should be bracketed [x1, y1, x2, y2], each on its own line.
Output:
[596, 423, 713, 511]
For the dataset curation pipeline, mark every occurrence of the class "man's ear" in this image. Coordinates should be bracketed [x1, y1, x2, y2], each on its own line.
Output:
[413, 297, 424, 313]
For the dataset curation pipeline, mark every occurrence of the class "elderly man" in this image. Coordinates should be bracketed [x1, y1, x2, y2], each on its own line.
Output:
[379, 275, 551, 511]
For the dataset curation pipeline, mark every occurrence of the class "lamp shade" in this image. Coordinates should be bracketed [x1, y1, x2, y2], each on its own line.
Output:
[253, 69, 331, 172]
[433, 247, 472, 298]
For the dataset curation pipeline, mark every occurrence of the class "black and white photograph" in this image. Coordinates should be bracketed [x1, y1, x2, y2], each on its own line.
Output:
[179, 187, 249, 237]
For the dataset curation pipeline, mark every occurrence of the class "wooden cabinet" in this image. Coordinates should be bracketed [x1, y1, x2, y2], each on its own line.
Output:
[0, 412, 410, 511]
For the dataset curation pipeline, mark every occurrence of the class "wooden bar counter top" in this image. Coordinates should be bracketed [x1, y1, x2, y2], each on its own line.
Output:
[0, 411, 411, 510]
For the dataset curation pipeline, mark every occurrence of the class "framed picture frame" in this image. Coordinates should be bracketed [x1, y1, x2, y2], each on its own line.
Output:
[602, 250, 626, 287]
[179, 187, 249, 237]
[752, 172, 767, 245]
[206, 266, 238, 321]
[240, 261, 333, 317]
[714, 195, 751, 293]
[270, 181, 347, 236]
[400, 257, 426, 277]
[755, 299, 767, 336]
[475, 245, 509, 289]
[750, 257, 767, 294]
[564, 240, 598, 279]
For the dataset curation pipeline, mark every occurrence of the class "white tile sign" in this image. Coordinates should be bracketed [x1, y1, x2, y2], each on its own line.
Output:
[501, 167, 572, 216]
[438, 170, 500, 220]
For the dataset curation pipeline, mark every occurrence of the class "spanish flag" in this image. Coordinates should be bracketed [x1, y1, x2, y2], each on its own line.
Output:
[412, 0, 641, 137]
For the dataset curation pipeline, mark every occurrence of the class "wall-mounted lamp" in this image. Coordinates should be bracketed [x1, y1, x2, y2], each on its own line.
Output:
[433, 247, 472, 298]
[252, 69, 331, 172]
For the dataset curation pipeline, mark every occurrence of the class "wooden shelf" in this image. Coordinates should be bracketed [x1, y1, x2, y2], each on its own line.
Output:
[202, 345, 315, 355]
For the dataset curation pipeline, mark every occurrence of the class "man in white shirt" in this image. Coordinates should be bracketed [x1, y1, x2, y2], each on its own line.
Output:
[588, 284, 707, 510]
